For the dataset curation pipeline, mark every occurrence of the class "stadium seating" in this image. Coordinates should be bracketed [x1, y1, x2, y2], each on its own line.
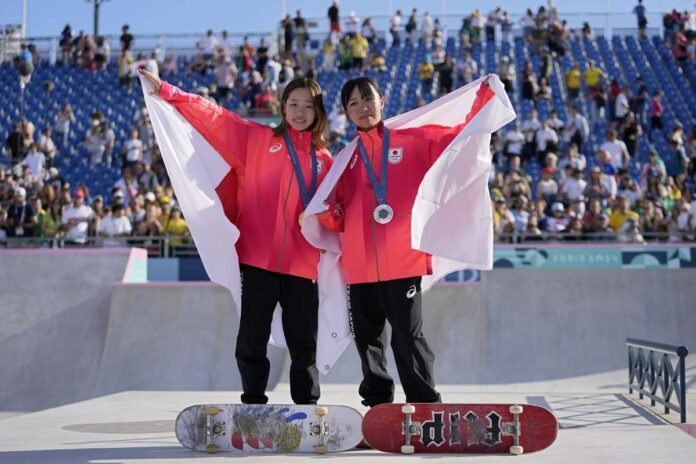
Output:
[1, 33, 695, 201]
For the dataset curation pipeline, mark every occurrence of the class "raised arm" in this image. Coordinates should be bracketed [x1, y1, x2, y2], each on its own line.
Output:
[140, 68, 252, 170]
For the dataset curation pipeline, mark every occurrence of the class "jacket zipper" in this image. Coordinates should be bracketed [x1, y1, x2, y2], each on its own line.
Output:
[368, 132, 381, 281]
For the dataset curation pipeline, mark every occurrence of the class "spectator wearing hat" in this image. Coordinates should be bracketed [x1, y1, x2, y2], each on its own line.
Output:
[158, 195, 172, 230]
[536, 166, 559, 205]
[98, 203, 132, 247]
[61, 189, 94, 245]
[545, 202, 570, 237]
[4, 187, 37, 238]
[90, 192, 103, 211]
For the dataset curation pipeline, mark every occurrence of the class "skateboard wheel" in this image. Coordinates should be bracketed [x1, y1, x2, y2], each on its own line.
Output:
[509, 404, 523, 415]
[206, 444, 220, 454]
[314, 444, 328, 454]
[401, 404, 416, 414]
[510, 445, 524, 455]
[315, 406, 329, 416]
[401, 445, 415, 454]
[206, 406, 221, 416]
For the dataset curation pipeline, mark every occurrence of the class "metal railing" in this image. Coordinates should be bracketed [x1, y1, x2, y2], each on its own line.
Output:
[0, 11, 668, 63]
[627, 337, 689, 423]
[0, 231, 689, 257]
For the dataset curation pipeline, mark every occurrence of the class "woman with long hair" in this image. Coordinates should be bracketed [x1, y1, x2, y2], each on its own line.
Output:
[139, 69, 332, 405]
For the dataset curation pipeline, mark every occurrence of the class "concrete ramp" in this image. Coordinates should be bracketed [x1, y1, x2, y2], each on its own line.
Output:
[301, 269, 696, 385]
[94, 283, 286, 396]
[0, 248, 147, 412]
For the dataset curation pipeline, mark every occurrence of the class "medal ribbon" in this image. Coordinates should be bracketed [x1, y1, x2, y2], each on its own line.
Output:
[356, 127, 390, 206]
[283, 132, 318, 208]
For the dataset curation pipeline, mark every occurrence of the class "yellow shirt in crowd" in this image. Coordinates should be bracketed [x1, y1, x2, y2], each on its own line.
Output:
[166, 217, 190, 245]
[609, 210, 640, 232]
[584, 68, 603, 87]
[349, 37, 369, 59]
[566, 69, 581, 89]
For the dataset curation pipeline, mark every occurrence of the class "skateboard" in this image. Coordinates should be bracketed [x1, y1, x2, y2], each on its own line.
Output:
[175, 403, 363, 454]
[362, 403, 558, 455]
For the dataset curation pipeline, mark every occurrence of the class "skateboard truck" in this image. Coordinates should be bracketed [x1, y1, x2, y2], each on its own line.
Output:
[205, 406, 226, 454]
[502, 404, 524, 455]
[310, 406, 329, 454]
[400, 403, 421, 454]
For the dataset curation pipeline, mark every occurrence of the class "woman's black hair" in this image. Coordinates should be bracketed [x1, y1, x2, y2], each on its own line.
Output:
[340, 76, 382, 111]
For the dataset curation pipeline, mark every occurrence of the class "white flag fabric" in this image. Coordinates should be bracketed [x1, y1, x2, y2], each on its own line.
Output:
[140, 76, 351, 374]
[302, 74, 516, 292]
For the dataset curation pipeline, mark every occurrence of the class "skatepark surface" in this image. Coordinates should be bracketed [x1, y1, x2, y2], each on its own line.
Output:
[1, 377, 695, 464]
[1, 248, 695, 463]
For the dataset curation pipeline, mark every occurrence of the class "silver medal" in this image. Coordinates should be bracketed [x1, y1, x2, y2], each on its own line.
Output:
[373, 204, 394, 224]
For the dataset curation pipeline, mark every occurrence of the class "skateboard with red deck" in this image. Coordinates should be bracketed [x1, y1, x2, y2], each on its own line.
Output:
[362, 403, 558, 454]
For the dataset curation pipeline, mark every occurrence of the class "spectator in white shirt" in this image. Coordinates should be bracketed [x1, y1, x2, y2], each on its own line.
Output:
[62, 189, 94, 244]
[219, 30, 233, 58]
[457, 52, 478, 85]
[390, 10, 403, 47]
[123, 129, 143, 168]
[37, 126, 57, 167]
[614, 86, 631, 123]
[23, 143, 46, 183]
[98, 204, 132, 247]
[599, 129, 630, 169]
[145, 51, 159, 77]
[535, 120, 559, 159]
[198, 29, 219, 60]
[560, 168, 587, 203]
[503, 122, 525, 160]
[421, 12, 434, 44]
[547, 110, 564, 135]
